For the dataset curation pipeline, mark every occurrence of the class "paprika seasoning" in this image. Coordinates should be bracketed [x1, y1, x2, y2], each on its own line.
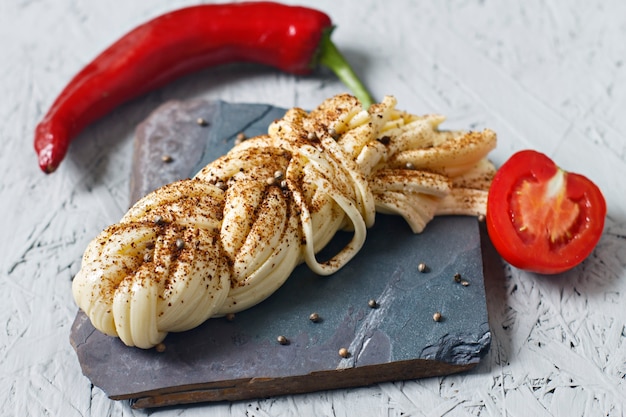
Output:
[34, 2, 373, 173]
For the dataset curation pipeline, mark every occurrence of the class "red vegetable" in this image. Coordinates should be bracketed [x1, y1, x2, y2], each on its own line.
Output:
[34, 2, 373, 173]
[486, 150, 606, 274]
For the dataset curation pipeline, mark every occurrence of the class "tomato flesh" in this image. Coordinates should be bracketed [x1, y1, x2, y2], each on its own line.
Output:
[486, 150, 606, 274]
[511, 169, 580, 247]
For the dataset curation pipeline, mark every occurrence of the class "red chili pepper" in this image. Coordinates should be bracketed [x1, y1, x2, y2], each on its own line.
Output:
[34, 2, 373, 173]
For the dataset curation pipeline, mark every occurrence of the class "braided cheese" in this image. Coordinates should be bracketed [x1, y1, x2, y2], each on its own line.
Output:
[72, 94, 496, 348]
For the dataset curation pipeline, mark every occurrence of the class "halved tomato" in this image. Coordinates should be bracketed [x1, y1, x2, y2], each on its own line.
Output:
[486, 150, 606, 274]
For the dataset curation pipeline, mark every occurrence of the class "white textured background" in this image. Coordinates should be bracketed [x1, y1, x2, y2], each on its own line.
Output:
[2, 0, 625, 416]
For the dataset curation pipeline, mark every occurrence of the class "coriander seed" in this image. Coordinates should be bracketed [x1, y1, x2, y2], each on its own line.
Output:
[235, 132, 247, 144]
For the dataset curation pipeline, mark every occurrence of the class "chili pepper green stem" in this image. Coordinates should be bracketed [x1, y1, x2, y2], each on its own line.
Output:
[318, 29, 374, 109]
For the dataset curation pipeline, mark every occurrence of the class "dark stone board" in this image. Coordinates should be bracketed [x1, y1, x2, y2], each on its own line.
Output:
[70, 100, 492, 408]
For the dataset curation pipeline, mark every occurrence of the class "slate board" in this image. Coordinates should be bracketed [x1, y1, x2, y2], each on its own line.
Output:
[70, 100, 493, 409]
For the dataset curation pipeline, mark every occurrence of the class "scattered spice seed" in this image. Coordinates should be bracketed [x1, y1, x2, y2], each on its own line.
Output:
[377, 136, 391, 145]
[338, 347, 349, 358]
[155, 343, 166, 353]
[405, 162, 415, 170]
[225, 313, 235, 321]
[277, 335, 289, 345]
[175, 238, 185, 250]
[215, 181, 226, 190]
[161, 154, 173, 163]
[461, 280, 470, 287]
[309, 312, 320, 322]
[235, 132, 247, 144]
[154, 215, 165, 225]
[453, 273, 462, 283]
[280, 179, 288, 189]
[266, 177, 277, 186]
[307, 131, 317, 141]
[368, 299, 378, 309]
[274, 170, 284, 180]
[418, 262, 428, 273]
[143, 252, 153, 262]
[477, 214, 486, 222]
[197, 117, 208, 126]
[433, 312, 442, 322]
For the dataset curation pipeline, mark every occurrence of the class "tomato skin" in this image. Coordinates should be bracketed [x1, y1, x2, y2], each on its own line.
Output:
[486, 150, 606, 274]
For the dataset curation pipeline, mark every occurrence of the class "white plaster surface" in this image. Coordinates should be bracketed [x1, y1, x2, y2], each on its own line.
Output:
[1, 0, 625, 415]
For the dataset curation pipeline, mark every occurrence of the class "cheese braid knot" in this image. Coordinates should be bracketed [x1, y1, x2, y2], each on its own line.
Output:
[72, 94, 496, 348]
